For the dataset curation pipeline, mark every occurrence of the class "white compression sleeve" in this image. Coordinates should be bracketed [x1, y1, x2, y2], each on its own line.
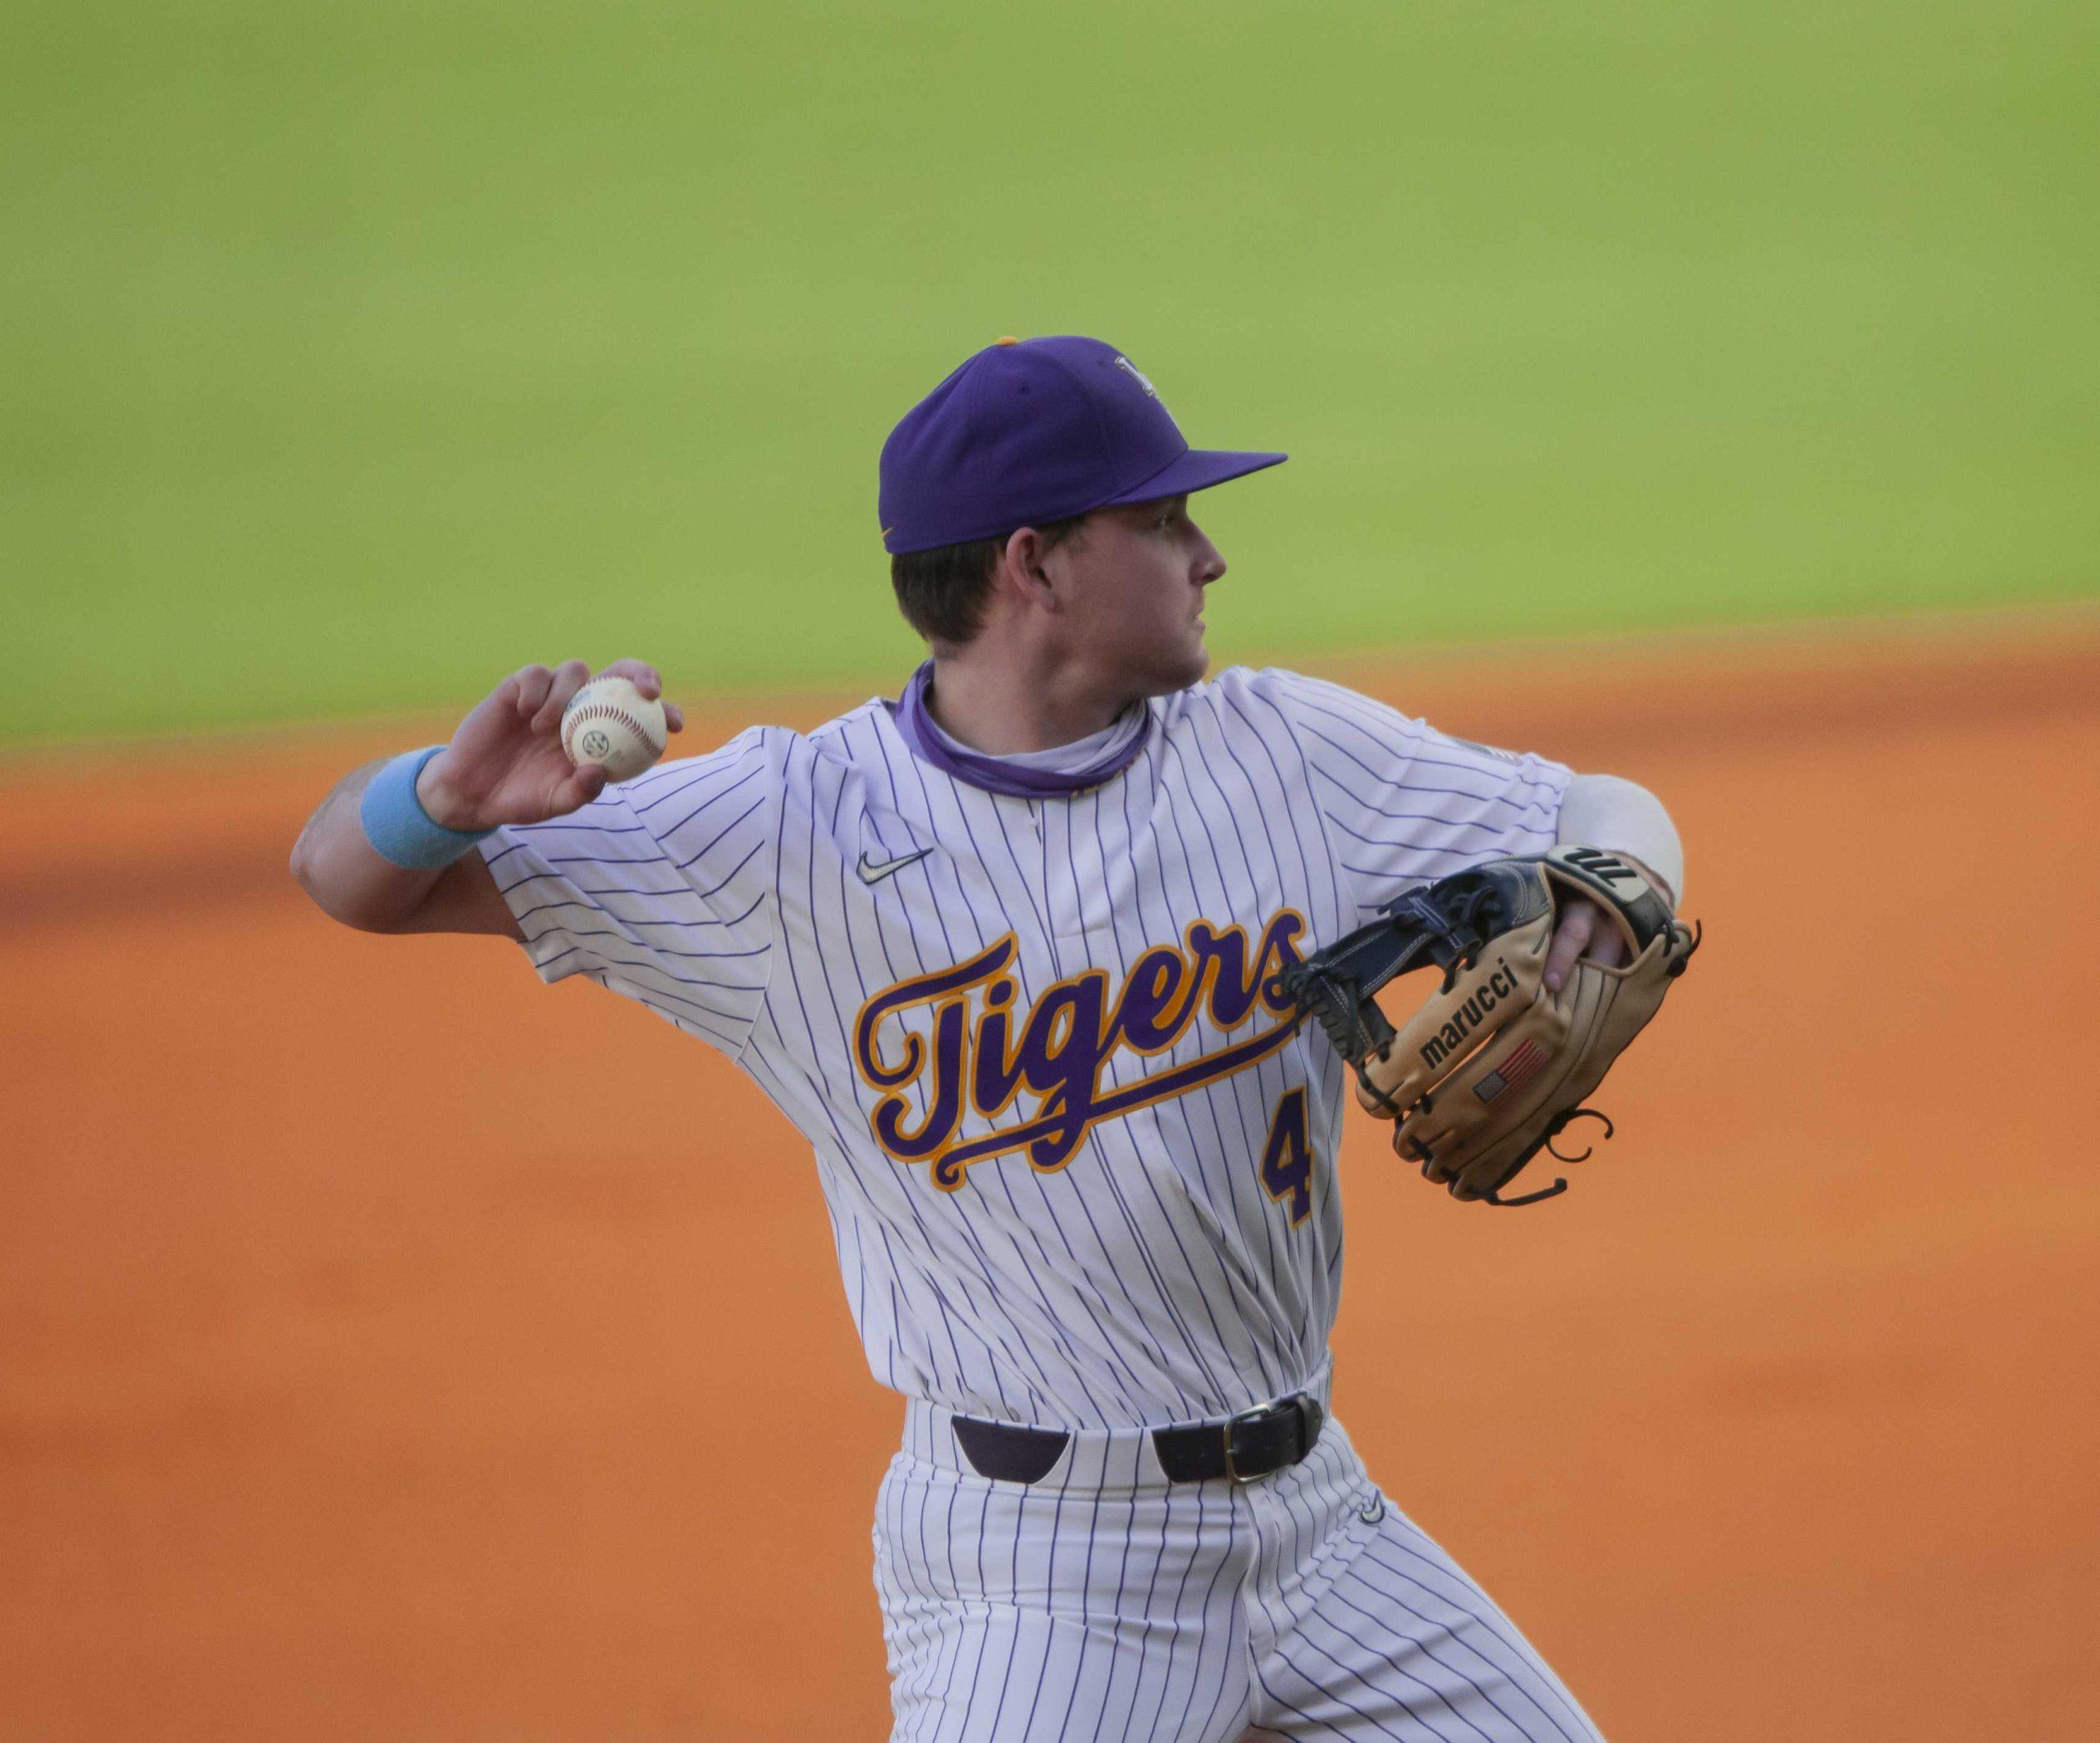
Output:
[1557, 773, 1685, 906]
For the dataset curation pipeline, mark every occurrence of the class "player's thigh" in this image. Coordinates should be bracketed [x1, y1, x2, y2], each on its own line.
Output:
[875, 1452, 1255, 1743]
[887, 1603, 1253, 1743]
[1250, 1499, 1605, 1743]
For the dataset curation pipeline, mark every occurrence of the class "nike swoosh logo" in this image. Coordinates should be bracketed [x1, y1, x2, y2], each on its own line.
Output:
[856, 846, 933, 886]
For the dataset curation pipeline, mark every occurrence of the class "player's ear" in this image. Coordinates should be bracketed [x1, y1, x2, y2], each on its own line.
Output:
[997, 526, 1065, 615]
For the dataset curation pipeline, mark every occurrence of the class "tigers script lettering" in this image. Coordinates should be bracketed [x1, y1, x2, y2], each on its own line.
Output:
[853, 911, 1308, 1189]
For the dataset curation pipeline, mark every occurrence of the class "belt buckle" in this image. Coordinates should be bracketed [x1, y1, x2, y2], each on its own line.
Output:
[1221, 1398, 1294, 1485]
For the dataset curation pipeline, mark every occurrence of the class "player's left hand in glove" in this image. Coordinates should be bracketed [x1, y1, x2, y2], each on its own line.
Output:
[1278, 846, 1701, 1206]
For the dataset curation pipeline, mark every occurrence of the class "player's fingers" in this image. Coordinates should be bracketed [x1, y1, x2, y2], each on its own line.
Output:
[546, 762, 609, 817]
[599, 658, 662, 699]
[663, 701, 685, 733]
[532, 659, 592, 735]
[1543, 901, 1596, 992]
[459, 673, 521, 743]
[512, 664, 554, 720]
[1584, 927, 1629, 970]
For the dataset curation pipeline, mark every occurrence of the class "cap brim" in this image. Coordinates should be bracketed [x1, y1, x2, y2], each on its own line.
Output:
[1097, 447, 1288, 508]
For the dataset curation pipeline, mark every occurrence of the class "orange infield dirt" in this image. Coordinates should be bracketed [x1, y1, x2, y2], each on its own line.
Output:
[4, 616, 2098, 1741]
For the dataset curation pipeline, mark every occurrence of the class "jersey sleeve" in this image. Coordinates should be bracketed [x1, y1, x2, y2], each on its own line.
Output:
[477, 725, 786, 1060]
[1251, 668, 1573, 917]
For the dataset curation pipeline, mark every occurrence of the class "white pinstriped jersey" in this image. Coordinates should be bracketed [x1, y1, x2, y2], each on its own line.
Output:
[482, 667, 1570, 1430]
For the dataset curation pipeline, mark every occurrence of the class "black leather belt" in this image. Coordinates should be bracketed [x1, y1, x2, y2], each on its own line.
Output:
[950, 1394, 1325, 1486]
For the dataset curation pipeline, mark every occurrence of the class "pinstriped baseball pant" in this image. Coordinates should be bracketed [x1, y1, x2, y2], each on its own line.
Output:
[874, 1396, 1605, 1743]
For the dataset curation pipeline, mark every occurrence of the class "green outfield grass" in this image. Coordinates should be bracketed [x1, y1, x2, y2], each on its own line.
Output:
[5, 0, 2095, 741]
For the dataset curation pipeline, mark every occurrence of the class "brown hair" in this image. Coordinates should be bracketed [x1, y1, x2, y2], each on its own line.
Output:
[888, 517, 1088, 649]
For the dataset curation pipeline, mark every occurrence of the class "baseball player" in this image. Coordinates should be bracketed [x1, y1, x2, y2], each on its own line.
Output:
[292, 335, 1684, 1741]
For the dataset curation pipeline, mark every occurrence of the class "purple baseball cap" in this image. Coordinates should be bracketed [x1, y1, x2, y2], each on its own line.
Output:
[878, 335, 1286, 554]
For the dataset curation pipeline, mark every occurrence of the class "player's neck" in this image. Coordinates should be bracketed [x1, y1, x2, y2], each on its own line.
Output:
[923, 648, 1135, 755]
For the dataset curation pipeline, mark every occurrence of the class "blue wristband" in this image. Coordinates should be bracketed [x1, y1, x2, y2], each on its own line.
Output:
[359, 746, 495, 869]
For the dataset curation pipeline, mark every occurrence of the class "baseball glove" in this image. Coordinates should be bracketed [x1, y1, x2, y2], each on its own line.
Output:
[1277, 846, 1701, 1206]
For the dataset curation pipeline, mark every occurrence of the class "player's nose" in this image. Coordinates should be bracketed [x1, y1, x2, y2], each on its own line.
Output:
[1191, 524, 1226, 586]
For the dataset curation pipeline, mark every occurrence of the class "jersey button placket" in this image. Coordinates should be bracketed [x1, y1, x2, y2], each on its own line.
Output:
[1000, 796, 1063, 960]
[1041, 797, 1106, 942]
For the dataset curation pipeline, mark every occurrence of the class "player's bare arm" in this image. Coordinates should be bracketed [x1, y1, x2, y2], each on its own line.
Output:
[289, 657, 683, 937]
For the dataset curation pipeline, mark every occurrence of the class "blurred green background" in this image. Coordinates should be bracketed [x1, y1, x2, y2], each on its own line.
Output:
[4, 0, 2095, 742]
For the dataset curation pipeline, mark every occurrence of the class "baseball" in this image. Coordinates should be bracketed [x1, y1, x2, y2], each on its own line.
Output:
[559, 675, 668, 782]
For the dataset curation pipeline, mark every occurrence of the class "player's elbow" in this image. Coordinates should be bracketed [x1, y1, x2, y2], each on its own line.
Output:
[289, 830, 406, 933]
[288, 829, 328, 913]
[1558, 772, 1684, 907]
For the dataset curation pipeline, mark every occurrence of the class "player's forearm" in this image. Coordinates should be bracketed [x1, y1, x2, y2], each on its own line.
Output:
[1557, 773, 1682, 906]
[289, 760, 453, 932]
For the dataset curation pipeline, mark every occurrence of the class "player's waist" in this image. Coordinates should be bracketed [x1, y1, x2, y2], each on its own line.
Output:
[901, 1358, 1334, 1493]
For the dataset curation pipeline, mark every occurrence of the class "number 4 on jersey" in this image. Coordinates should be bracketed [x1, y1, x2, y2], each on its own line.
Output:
[1259, 1088, 1314, 1225]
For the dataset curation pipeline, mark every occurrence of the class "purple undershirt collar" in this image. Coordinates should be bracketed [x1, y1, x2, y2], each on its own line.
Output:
[890, 660, 1151, 798]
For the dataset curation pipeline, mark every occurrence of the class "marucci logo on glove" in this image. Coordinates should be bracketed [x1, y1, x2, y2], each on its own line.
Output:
[1418, 960, 1518, 1070]
[1557, 846, 1642, 887]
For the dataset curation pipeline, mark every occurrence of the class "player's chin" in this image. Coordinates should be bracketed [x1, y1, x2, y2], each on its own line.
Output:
[1150, 643, 1209, 693]
[1123, 631, 1210, 696]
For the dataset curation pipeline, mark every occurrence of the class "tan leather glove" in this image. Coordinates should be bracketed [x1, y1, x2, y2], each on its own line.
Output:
[1280, 846, 1701, 1206]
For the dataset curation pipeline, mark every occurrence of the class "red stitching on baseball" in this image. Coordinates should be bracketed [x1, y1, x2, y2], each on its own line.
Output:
[563, 701, 664, 752]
